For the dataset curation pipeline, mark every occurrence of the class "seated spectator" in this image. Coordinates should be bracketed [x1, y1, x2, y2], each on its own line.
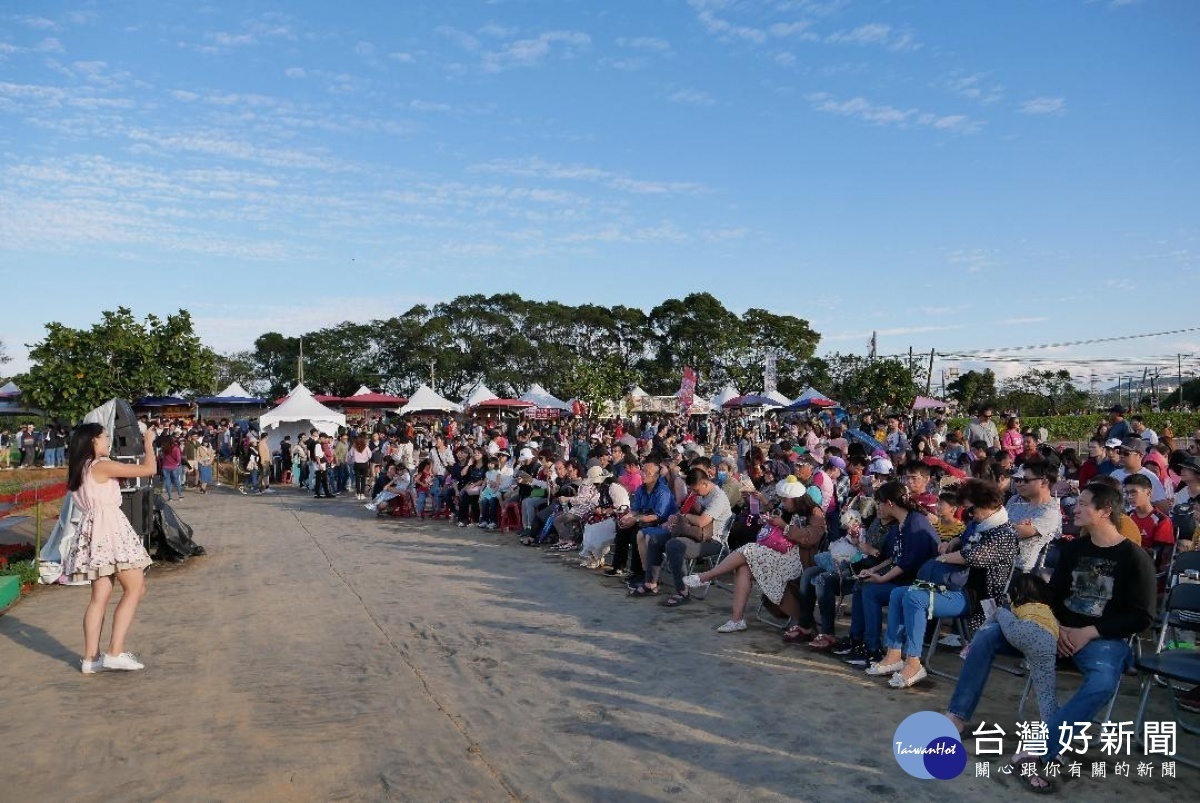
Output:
[365, 463, 412, 514]
[1006, 457, 1063, 572]
[644, 467, 733, 606]
[578, 475, 632, 569]
[902, 462, 939, 519]
[1170, 455, 1200, 553]
[549, 465, 604, 551]
[455, 449, 487, 527]
[944, 481, 1156, 792]
[610, 455, 674, 584]
[792, 507, 874, 651]
[934, 493, 965, 542]
[1123, 473, 1173, 571]
[866, 479, 1018, 688]
[835, 481, 939, 667]
[683, 475, 825, 632]
[1109, 437, 1169, 513]
[477, 458, 502, 530]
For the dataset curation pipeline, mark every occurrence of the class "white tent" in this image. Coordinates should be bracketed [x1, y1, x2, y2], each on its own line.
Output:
[710, 385, 740, 407]
[215, 381, 254, 398]
[398, 384, 462, 416]
[793, 387, 835, 405]
[349, 385, 374, 397]
[259, 384, 346, 446]
[0, 381, 20, 397]
[520, 383, 572, 412]
[628, 386, 650, 398]
[463, 383, 500, 408]
[762, 389, 792, 406]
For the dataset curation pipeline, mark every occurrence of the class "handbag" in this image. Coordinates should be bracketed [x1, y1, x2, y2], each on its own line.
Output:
[756, 525, 793, 555]
[915, 557, 969, 592]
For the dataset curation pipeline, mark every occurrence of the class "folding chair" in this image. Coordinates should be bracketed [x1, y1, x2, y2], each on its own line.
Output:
[924, 614, 1027, 683]
[683, 518, 733, 600]
[1133, 583, 1200, 768]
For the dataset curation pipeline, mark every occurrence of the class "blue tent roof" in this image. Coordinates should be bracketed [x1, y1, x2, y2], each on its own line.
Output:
[194, 395, 266, 405]
[132, 396, 192, 408]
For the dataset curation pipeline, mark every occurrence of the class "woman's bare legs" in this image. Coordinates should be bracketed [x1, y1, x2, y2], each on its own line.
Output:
[696, 550, 747, 584]
[83, 576, 113, 660]
[107, 567, 146, 656]
[730, 564, 753, 620]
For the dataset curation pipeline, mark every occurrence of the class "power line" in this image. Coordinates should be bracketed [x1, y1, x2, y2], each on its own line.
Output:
[935, 325, 1200, 357]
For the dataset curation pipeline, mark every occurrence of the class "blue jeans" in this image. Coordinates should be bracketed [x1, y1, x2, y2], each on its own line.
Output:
[946, 622, 1132, 761]
[850, 580, 900, 650]
[244, 468, 258, 492]
[480, 497, 499, 525]
[797, 565, 850, 633]
[884, 586, 969, 658]
[163, 466, 183, 499]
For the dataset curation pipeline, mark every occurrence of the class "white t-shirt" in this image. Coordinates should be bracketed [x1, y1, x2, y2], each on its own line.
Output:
[1140, 428, 1159, 446]
[1110, 467, 1167, 503]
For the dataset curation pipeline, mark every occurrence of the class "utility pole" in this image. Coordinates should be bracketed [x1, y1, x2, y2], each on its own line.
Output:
[868, 331, 877, 361]
[908, 346, 914, 374]
[1179, 354, 1185, 411]
[297, 338, 305, 385]
[925, 348, 935, 396]
[429, 358, 436, 392]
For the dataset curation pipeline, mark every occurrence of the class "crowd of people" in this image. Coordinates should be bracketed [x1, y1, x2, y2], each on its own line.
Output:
[88, 402, 1198, 791]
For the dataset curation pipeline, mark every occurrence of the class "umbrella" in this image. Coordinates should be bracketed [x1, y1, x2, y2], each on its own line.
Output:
[780, 397, 837, 413]
[846, 428, 887, 453]
[922, 456, 966, 479]
[723, 394, 785, 409]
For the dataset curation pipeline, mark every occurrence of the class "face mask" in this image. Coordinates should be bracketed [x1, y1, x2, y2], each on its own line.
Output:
[716, 471, 728, 485]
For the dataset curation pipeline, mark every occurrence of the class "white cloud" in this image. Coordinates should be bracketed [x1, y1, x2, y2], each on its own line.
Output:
[825, 324, 964, 342]
[435, 26, 481, 52]
[478, 24, 519, 38]
[669, 88, 715, 106]
[469, 157, 705, 195]
[482, 30, 591, 72]
[616, 36, 672, 52]
[284, 67, 307, 78]
[354, 41, 375, 56]
[807, 92, 983, 134]
[34, 37, 65, 53]
[943, 72, 1003, 105]
[826, 23, 920, 52]
[409, 100, 452, 113]
[1019, 96, 1065, 115]
[388, 52, 415, 63]
[14, 15, 58, 30]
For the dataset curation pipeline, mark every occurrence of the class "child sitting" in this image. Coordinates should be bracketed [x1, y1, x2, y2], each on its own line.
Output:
[994, 573, 1061, 722]
[935, 492, 966, 542]
[365, 464, 412, 515]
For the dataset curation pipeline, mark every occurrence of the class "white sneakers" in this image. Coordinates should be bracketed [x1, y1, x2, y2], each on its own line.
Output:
[364, 503, 377, 511]
[82, 653, 144, 673]
[102, 652, 145, 671]
[716, 619, 747, 633]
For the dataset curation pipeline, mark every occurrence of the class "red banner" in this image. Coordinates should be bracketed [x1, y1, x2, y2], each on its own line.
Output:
[678, 367, 696, 415]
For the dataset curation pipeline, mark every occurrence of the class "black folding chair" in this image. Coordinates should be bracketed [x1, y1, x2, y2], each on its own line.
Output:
[1133, 582, 1200, 768]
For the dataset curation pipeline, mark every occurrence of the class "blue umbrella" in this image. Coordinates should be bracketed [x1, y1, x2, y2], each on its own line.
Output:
[846, 428, 886, 453]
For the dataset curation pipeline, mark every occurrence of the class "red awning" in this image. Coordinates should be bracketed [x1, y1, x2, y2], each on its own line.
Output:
[470, 399, 535, 410]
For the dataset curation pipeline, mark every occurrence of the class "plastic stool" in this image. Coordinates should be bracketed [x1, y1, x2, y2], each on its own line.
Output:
[388, 494, 417, 518]
[500, 502, 523, 532]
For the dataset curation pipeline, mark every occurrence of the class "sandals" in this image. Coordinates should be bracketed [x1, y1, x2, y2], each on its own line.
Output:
[782, 624, 814, 643]
[1009, 756, 1055, 794]
[662, 593, 691, 608]
[627, 583, 659, 597]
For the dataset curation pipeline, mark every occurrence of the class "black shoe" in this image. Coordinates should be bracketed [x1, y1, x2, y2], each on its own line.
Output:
[846, 647, 883, 668]
[603, 567, 622, 577]
[831, 637, 860, 657]
[624, 574, 645, 590]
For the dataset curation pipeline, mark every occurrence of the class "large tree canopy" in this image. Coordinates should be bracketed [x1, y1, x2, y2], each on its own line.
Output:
[20, 308, 216, 421]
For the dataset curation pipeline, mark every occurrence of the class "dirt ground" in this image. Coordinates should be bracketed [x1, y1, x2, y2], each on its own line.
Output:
[1, 487, 1196, 802]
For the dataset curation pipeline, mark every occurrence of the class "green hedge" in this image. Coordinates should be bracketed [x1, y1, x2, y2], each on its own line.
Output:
[0, 559, 38, 586]
[947, 413, 1200, 442]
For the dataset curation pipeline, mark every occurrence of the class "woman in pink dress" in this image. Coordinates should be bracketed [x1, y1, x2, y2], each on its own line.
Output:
[64, 423, 159, 674]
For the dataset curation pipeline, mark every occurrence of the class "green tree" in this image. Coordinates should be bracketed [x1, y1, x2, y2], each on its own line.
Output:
[823, 353, 921, 412]
[999, 369, 1089, 416]
[21, 308, 216, 421]
[946, 369, 997, 413]
[730, 308, 821, 399]
[211, 350, 263, 395]
[253, 332, 301, 399]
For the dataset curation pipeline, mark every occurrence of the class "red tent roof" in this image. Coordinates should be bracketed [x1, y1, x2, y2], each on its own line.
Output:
[469, 399, 535, 410]
[339, 392, 408, 406]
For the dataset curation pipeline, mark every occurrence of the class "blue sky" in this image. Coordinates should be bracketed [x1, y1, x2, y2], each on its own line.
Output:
[1, 0, 1198, 391]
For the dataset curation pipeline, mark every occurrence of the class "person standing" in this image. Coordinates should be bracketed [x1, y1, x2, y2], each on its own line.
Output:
[349, 436, 372, 500]
[160, 435, 184, 501]
[64, 423, 157, 674]
[313, 434, 333, 498]
[257, 431, 273, 493]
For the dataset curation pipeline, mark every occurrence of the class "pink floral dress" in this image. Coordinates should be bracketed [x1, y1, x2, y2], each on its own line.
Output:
[64, 459, 152, 581]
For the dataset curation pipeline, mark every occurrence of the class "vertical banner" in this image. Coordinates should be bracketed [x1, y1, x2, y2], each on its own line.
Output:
[763, 349, 777, 395]
[678, 366, 696, 416]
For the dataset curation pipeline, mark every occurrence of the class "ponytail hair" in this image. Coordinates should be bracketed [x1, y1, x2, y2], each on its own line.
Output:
[67, 423, 105, 491]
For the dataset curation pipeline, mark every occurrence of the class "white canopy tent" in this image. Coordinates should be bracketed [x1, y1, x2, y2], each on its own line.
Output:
[463, 383, 500, 408]
[215, 381, 254, 398]
[0, 381, 21, 397]
[793, 387, 835, 405]
[519, 383, 572, 412]
[628, 386, 650, 399]
[762, 389, 792, 406]
[349, 385, 373, 397]
[398, 384, 463, 416]
[710, 385, 740, 407]
[259, 384, 346, 446]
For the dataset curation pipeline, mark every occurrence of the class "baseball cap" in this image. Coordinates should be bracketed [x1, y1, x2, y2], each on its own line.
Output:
[1120, 437, 1146, 455]
[1104, 438, 1123, 449]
